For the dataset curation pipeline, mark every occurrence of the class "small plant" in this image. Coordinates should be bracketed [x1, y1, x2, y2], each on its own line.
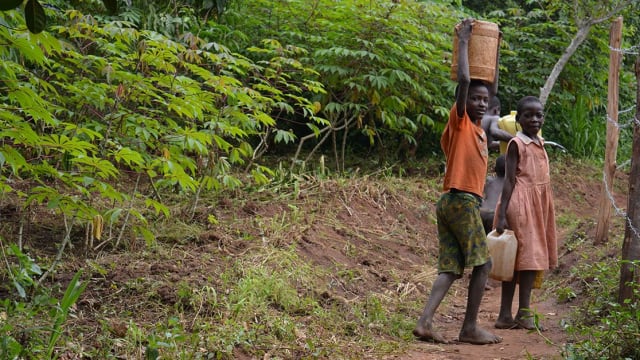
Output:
[556, 96, 605, 159]
[3, 243, 42, 298]
[47, 271, 87, 359]
[0, 269, 86, 359]
[556, 286, 577, 303]
[562, 259, 640, 359]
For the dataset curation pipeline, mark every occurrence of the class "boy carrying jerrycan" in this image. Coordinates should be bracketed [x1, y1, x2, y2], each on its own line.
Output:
[413, 18, 502, 345]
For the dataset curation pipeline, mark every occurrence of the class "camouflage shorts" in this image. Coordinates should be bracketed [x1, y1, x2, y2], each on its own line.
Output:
[436, 192, 491, 276]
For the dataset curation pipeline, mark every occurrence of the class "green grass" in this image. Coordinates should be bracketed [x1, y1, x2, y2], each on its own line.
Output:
[1, 158, 635, 359]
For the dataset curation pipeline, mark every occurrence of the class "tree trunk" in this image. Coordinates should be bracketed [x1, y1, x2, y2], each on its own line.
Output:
[618, 55, 640, 304]
[538, 0, 634, 107]
[594, 17, 623, 245]
[539, 26, 591, 107]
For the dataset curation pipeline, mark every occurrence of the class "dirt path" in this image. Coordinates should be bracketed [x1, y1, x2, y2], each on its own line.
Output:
[397, 278, 569, 360]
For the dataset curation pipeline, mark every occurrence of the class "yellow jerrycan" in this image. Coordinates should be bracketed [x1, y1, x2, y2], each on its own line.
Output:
[498, 111, 520, 154]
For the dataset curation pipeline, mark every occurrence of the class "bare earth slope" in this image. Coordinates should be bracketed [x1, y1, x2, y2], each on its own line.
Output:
[7, 157, 629, 359]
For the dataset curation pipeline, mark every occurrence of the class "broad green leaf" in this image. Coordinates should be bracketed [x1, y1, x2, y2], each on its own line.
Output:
[273, 129, 296, 144]
[254, 112, 275, 126]
[0, 145, 29, 174]
[212, 134, 232, 152]
[60, 271, 86, 311]
[222, 174, 242, 189]
[144, 198, 169, 218]
[105, 208, 124, 223]
[11, 35, 46, 65]
[306, 123, 321, 137]
[24, 0, 46, 34]
[113, 147, 145, 167]
[229, 148, 244, 164]
[12, 280, 26, 298]
[200, 175, 220, 191]
[135, 225, 156, 248]
[127, 208, 145, 222]
[40, 135, 95, 154]
[171, 171, 197, 192]
[70, 156, 119, 179]
[8, 87, 56, 125]
[251, 169, 269, 185]
[26, 186, 60, 208]
[91, 181, 127, 202]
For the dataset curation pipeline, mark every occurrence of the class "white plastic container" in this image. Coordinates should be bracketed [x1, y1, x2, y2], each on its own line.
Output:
[486, 229, 517, 281]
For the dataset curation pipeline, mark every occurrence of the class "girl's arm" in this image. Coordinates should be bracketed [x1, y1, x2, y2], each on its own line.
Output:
[495, 140, 518, 233]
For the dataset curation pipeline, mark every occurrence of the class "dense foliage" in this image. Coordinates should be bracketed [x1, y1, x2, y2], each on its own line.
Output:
[475, 0, 639, 159]
[0, 0, 329, 250]
[216, 1, 461, 166]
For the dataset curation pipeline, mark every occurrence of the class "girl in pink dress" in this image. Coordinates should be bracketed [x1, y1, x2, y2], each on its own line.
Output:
[493, 96, 557, 330]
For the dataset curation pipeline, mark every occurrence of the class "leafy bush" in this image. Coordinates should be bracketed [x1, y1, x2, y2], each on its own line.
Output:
[217, 0, 463, 165]
[0, 2, 325, 253]
[563, 260, 640, 359]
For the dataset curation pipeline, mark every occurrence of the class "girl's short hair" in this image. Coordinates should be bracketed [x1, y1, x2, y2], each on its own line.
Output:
[516, 96, 541, 113]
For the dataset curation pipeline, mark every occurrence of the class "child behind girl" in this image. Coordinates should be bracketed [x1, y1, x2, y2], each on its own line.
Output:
[493, 96, 557, 330]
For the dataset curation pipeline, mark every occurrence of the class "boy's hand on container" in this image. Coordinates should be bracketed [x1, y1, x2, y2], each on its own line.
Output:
[455, 18, 474, 40]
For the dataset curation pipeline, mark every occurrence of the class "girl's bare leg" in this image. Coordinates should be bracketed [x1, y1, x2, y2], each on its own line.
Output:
[515, 270, 541, 330]
[495, 275, 517, 329]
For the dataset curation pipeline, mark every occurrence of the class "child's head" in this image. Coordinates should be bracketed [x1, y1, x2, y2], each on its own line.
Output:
[488, 96, 501, 116]
[515, 96, 544, 137]
[465, 80, 490, 122]
[495, 154, 505, 177]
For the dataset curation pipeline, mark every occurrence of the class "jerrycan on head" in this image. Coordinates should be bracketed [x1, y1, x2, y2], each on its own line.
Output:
[450, 20, 500, 84]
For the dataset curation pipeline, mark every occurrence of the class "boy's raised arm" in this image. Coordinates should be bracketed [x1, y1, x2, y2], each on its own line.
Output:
[455, 18, 473, 118]
[489, 31, 501, 98]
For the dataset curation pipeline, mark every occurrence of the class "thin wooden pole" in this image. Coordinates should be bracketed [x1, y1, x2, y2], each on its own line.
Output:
[618, 54, 640, 304]
[595, 17, 623, 245]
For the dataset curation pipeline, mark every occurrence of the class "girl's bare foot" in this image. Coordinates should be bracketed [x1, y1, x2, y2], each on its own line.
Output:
[458, 326, 502, 344]
[413, 323, 449, 344]
[494, 318, 518, 329]
[515, 317, 545, 331]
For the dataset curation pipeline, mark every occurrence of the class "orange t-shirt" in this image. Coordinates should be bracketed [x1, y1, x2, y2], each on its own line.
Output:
[441, 104, 488, 197]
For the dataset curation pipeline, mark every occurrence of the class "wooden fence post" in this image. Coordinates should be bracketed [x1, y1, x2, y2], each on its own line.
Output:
[595, 17, 623, 244]
[618, 54, 640, 304]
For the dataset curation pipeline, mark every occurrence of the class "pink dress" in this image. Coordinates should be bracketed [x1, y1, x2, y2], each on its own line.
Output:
[497, 133, 557, 271]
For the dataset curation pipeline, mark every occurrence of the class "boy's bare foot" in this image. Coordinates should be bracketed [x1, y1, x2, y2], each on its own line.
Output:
[458, 326, 502, 344]
[413, 324, 449, 344]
